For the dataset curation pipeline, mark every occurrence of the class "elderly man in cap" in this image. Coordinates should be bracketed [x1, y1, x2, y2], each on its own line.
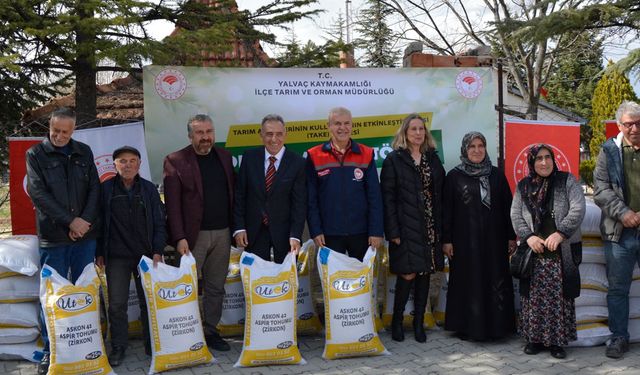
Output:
[95, 146, 167, 366]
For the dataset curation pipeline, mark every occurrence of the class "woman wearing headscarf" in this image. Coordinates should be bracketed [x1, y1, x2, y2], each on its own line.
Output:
[510, 144, 585, 358]
[381, 113, 445, 343]
[442, 132, 516, 341]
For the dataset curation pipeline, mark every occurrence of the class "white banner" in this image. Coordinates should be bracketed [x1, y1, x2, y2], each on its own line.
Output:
[74, 122, 152, 182]
[143, 67, 497, 183]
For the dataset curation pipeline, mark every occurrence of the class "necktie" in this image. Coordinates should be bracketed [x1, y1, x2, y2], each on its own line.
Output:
[263, 156, 276, 225]
[265, 156, 276, 193]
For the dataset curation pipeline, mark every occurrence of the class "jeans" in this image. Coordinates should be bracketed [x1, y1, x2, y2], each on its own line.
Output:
[106, 257, 149, 349]
[604, 228, 640, 340]
[39, 239, 97, 353]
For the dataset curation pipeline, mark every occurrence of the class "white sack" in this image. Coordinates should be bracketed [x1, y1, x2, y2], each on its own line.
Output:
[0, 235, 40, 277]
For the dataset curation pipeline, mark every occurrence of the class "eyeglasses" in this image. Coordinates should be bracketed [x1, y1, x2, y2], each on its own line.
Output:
[620, 121, 640, 129]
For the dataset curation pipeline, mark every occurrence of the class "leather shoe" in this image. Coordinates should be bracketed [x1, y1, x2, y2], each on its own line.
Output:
[37, 353, 50, 375]
[205, 333, 230, 351]
[523, 342, 544, 355]
[549, 345, 566, 359]
[109, 346, 126, 367]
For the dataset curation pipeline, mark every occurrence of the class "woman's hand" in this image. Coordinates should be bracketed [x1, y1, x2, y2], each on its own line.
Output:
[544, 232, 565, 252]
[443, 243, 453, 258]
[526, 235, 545, 254]
[391, 238, 401, 245]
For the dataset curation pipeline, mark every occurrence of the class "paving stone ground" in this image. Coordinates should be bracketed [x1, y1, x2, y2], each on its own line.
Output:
[4, 327, 640, 374]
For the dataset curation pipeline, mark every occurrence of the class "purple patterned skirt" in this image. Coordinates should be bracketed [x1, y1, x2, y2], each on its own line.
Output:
[519, 256, 577, 346]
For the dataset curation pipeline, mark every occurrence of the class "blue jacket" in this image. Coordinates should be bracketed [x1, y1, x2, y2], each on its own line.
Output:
[306, 140, 383, 238]
[97, 175, 166, 259]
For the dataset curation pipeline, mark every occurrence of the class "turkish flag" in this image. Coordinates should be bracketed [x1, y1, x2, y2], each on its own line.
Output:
[504, 120, 581, 193]
[605, 120, 619, 140]
[9, 138, 42, 235]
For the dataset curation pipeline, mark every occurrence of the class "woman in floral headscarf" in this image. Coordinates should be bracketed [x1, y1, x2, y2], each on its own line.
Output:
[510, 144, 585, 359]
[443, 132, 517, 341]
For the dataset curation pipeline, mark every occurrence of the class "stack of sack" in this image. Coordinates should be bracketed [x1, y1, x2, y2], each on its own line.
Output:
[628, 262, 640, 342]
[433, 259, 448, 326]
[569, 198, 611, 347]
[0, 235, 44, 361]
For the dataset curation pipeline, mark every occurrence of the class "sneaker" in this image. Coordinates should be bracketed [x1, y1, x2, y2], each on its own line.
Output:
[523, 342, 544, 355]
[549, 345, 566, 359]
[37, 353, 50, 375]
[205, 332, 230, 351]
[605, 337, 629, 359]
[108, 346, 126, 367]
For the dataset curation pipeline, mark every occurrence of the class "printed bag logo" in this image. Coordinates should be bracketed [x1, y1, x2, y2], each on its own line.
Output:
[157, 283, 193, 302]
[56, 293, 94, 312]
[227, 264, 241, 280]
[155, 68, 187, 100]
[255, 280, 291, 299]
[455, 70, 483, 99]
[332, 276, 367, 293]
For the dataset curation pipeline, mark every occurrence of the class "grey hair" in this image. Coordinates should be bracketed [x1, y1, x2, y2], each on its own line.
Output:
[616, 100, 640, 124]
[261, 114, 285, 128]
[328, 107, 352, 123]
[49, 107, 76, 126]
[187, 114, 213, 135]
[391, 113, 436, 153]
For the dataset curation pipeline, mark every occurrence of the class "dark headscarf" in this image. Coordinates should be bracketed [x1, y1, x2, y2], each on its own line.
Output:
[455, 132, 492, 208]
[522, 144, 559, 229]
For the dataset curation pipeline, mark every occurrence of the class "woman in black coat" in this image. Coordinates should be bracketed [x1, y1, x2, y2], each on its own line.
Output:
[442, 132, 516, 341]
[380, 113, 445, 343]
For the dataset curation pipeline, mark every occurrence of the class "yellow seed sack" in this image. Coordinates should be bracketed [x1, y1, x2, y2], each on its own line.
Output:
[138, 254, 213, 374]
[295, 240, 323, 335]
[217, 247, 245, 336]
[317, 246, 389, 359]
[40, 263, 113, 375]
[234, 252, 305, 367]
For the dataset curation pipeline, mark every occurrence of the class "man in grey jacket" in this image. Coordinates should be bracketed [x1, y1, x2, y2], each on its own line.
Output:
[594, 100, 640, 359]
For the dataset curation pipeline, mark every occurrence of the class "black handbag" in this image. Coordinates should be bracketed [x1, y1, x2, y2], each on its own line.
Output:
[510, 242, 534, 279]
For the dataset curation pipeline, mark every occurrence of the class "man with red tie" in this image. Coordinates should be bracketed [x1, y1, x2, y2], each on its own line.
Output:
[233, 114, 306, 263]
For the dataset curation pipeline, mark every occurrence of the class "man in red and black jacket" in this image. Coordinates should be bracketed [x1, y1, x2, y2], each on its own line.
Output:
[306, 107, 384, 261]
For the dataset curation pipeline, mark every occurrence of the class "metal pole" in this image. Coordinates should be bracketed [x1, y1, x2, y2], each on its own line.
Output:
[497, 61, 505, 171]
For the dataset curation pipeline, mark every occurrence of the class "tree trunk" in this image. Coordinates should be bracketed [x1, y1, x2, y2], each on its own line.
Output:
[74, 3, 97, 126]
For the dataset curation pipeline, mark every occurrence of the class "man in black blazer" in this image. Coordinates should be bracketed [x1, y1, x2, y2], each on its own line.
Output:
[233, 114, 306, 263]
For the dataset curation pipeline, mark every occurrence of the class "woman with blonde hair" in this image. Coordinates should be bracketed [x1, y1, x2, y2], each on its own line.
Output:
[380, 113, 445, 342]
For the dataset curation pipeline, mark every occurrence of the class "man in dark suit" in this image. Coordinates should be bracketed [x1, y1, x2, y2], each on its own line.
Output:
[163, 114, 234, 351]
[234, 114, 306, 263]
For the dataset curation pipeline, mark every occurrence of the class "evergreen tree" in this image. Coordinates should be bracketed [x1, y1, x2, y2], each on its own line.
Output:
[354, 0, 400, 67]
[581, 60, 637, 185]
[277, 39, 343, 67]
[544, 33, 604, 144]
[589, 61, 637, 158]
[0, 0, 320, 125]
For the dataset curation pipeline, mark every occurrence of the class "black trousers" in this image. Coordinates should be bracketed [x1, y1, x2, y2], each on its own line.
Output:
[324, 233, 369, 262]
[106, 257, 150, 349]
[247, 224, 288, 264]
